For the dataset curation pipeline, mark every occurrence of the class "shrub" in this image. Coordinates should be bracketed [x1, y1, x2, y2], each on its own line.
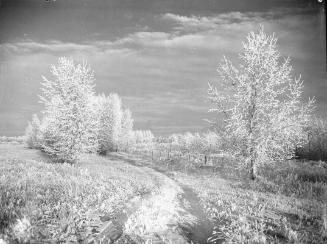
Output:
[296, 117, 327, 161]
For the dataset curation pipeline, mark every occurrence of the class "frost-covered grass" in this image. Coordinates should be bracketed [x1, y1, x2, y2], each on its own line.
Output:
[0, 144, 158, 243]
[167, 158, 327, 243]
[2, 142, 326, 243]
[129, 147, 326, 243]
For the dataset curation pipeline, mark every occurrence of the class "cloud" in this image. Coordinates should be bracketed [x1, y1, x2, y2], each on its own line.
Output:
[162, 12, 259, 32]
[0, 39, 136, 56]
[1, 41, 97, 54]
[115, 31, 229, 51]
[1, 9, 310, 57]
[0, 32, 229, 58]
[0, 11, 269, 55]
[112, 10, 312, 54]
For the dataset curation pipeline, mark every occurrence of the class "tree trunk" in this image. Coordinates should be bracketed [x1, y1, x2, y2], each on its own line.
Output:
[247, 80, 257, 180]
[249, 157, 255, 180]
[247, 138, 257, 180]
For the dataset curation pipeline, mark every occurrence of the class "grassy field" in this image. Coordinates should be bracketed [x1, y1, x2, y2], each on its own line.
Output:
[1, 142, 327, 243]
[144, 154, 327, 243]
[0, 143, 159, 243]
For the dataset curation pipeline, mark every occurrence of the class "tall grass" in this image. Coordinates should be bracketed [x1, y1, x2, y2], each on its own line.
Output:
[169, 158, 326, 243]
[133, 139, 327, 243]
[0, 156, 155, 243]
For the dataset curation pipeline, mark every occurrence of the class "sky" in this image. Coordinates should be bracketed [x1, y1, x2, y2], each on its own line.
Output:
[0, 0, 326, 136]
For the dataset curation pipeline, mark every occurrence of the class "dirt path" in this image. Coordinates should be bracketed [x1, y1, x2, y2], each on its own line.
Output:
[102, 153, 217, 244]
[1, 144, 217, 243]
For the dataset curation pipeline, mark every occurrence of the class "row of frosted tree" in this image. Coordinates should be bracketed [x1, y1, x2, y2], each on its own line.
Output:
[26, 27, 317, 180]
[25, 57, 136, 163]
[127, 131, 221, 158]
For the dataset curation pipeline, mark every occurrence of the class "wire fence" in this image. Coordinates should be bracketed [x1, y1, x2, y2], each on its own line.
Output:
[126, 145, 235, 166]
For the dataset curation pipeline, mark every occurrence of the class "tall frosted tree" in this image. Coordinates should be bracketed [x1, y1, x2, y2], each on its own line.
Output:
[40, 57, 98, 163]
[208, 27, 314, 180]
[93, 94, 111, 154]
[108, 93, 123, 151]
[94, 93, 123, 154]
[25, 114, 41, 149]
[119, 108, 134, 150]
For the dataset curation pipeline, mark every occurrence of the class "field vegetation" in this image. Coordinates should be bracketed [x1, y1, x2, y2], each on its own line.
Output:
[0, 144, 158, 243]
[130, 148, 327, 243]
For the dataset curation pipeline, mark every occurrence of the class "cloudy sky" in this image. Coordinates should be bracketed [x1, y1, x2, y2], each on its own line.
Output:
[0, 0, 326, 136]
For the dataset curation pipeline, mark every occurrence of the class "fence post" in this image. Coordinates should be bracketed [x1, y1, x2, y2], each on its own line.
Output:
[308, 133, 311, 157]
[204, 155, 207, 165]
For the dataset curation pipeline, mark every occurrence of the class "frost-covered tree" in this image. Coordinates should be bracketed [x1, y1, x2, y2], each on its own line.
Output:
[25, 114, 41, 149]
[133, 130, 154, 144]
[202, 131, 221, 153]
[92, 94, 110, 154]
[130, 130, 155, 153]
[93, 92, 135, 154]
[93, 93, 123, 154]
[109, 94, 123, 151]
[39, 57, 98, 163]
[208, 27, 314, 179]
[119, 108, 134, 150]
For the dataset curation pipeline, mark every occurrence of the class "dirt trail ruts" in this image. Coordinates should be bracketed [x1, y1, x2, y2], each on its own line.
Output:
[102, 153, 218, 244]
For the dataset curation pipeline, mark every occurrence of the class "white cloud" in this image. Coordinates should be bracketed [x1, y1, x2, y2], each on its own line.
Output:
[1, 41, 97, 54]
[115, 31, 228, 51]
[162, 12, 263, 32]
[0, 7, 314, 60]
[0, 11, 262, 55]
[161, 8, 309, 33]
